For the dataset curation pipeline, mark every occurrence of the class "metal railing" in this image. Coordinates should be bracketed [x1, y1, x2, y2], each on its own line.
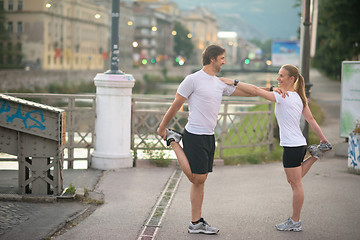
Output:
[131, 95, 273, 160]
[1, 93, 273, 168]
[2, 93, 96, 169]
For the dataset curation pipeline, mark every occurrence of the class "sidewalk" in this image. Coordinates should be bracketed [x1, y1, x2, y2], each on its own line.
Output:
[1, 68, 359, 240]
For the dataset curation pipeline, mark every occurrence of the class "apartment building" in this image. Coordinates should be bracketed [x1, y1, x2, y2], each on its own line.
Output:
[181, 7, 219, 65]
[132, 1, 174, 67]
[1, 0, 111, 70]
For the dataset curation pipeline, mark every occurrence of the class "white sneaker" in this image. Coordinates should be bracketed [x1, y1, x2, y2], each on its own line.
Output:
[166, 128, 182, 146]
[188, 218, 219, 234]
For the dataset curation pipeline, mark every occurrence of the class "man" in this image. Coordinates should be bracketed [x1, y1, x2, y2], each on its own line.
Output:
[157, 45, 253, 234]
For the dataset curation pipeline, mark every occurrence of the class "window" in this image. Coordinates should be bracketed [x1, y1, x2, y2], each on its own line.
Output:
[17, 22, 22, 35]
[0, 1, 4, 10]
[18, 0, 23, 10]
[7, 54, 12, 64]
[17, 42, 21, 51]
[8, 0, 13, 10]
[8, 22, 13, 34]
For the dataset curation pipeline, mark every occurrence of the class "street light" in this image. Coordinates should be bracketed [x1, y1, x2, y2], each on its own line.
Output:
[106, 0, 123, 74]
[300, 0, 312, 141]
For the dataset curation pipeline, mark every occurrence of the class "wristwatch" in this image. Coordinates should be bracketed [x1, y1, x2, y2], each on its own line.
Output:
[233, 79, 239, 86]
[270, 86, 274, 92]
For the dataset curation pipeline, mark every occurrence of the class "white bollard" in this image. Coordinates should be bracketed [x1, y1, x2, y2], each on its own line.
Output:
[91, 73, 135, 170]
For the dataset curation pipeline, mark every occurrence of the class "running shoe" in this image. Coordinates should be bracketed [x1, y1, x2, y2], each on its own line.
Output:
[275, 217, 302, 232]
[318, 142, 333, 152]
[166, 128, 182, 146]
[188, 218, 219, 234]
[307, 144, 323, 159]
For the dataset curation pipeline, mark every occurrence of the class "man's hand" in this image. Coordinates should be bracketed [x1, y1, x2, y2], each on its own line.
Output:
[157, 127, 166, 140]
[274, 87, 289, 98]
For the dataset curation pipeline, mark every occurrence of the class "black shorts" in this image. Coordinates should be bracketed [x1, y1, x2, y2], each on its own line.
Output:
[282, 146, 307, 168]
[183, 129, 215, 174]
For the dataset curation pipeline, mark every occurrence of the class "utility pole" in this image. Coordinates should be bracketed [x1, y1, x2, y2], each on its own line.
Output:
[106, 0, 123, 74]
[300, 0, 312, 142]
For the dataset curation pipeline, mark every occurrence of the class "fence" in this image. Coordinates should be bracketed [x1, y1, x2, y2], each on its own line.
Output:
[131, 95, 273, 161]
[0, 93, 273, 168]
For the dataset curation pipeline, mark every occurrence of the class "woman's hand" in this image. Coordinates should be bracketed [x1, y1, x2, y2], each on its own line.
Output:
[219, 77, 235, 86]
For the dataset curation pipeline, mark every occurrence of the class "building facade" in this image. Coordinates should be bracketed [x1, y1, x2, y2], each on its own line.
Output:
[1, 0, 110, 70]
[132, 1, 174, 68]
[181, 7, 219, 65]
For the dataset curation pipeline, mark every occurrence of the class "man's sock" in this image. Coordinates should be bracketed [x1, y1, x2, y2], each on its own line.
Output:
[191, 218, 203, 225]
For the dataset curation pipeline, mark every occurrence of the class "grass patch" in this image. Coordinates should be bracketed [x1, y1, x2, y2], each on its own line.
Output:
[308, 99, 325, 145]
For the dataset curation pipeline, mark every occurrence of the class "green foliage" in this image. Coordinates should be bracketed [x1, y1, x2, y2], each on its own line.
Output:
[65, 183, 76, 195]
[144, 144, 172, 167]
[0, 10, 24, 69]
[313, 0, 360, 80]
[173, 22, 194, 60]
[249, 39, 272, 60]
[308, 99, 325, 145]
[217, 99, 325, 165]
[4, 81, 96, 94]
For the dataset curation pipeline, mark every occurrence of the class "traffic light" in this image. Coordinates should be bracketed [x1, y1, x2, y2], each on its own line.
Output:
[244, 59, 250, 64]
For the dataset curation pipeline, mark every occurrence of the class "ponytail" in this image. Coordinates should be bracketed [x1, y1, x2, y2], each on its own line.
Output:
[294, 74, 307, 108]
[281, 64, 307, 108]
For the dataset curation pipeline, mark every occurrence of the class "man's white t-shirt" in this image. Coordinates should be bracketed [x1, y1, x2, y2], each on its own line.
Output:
[274, 91, 307, 146]
[177, 69, 235, 135]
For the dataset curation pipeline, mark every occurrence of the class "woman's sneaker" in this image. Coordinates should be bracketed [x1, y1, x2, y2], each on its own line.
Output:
[188, 218, 219, 234]
[275, 217, 302, 232]
[318, 142, 333, 151]
[307, 144, 323, 159]
[166, 128, 182, 146]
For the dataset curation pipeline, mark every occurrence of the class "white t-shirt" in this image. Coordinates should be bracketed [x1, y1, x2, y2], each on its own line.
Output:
[177, 69, 235, 135]
[274, 91, 307, 146]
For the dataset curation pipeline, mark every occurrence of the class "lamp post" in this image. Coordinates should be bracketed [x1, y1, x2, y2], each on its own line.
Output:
[92, 0, 135, 170]
[106, 0, 123, 74]
[300, 0, 312, 142]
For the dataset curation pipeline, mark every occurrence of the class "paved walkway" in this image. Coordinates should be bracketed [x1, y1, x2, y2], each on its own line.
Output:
[1, 68, 359, 240]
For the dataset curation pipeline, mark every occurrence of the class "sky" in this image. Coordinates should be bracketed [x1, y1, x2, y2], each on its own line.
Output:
[171, 0, 301, 40]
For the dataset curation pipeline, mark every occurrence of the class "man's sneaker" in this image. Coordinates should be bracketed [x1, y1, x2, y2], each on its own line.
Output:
[318, 142, 333, 152]
[166, 128, 182, 146]
[275, 217, 302, 232]
[188, 218, 219, 235]
[307, 144, 323, 159]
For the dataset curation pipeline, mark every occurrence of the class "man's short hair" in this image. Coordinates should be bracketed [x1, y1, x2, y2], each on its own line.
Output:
[202, 45, 225, 66]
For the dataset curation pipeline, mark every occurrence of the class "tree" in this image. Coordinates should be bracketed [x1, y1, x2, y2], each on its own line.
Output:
[173, 21, 194, 61]
[249, 38, 272, 60]
[0, 9, 9, 67]
[0, 9, 23, 69]
[313, 0, 360, 80]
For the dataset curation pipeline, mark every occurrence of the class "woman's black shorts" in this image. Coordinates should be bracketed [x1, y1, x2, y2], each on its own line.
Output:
[282, 146, 307, 168]
[183, 129, 215, 174]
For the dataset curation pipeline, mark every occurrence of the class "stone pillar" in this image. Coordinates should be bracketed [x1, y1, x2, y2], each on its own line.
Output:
[91, 73, 135, 170]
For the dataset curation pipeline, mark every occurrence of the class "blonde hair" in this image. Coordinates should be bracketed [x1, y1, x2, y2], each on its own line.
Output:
[281, 64, 307, 108]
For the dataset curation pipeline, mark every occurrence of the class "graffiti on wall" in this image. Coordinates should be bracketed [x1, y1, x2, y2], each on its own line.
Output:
[0, 100, 46, 130]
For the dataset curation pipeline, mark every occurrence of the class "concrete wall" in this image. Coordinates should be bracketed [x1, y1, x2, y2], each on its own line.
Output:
[0, 66, 193, 92]
[0, 69, 101, 91]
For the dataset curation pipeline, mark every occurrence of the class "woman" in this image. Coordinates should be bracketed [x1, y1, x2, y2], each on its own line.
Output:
[221, 64, 331, 232]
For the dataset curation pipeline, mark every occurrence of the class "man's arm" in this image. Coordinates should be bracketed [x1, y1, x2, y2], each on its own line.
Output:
[157, 93, 187, 139]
